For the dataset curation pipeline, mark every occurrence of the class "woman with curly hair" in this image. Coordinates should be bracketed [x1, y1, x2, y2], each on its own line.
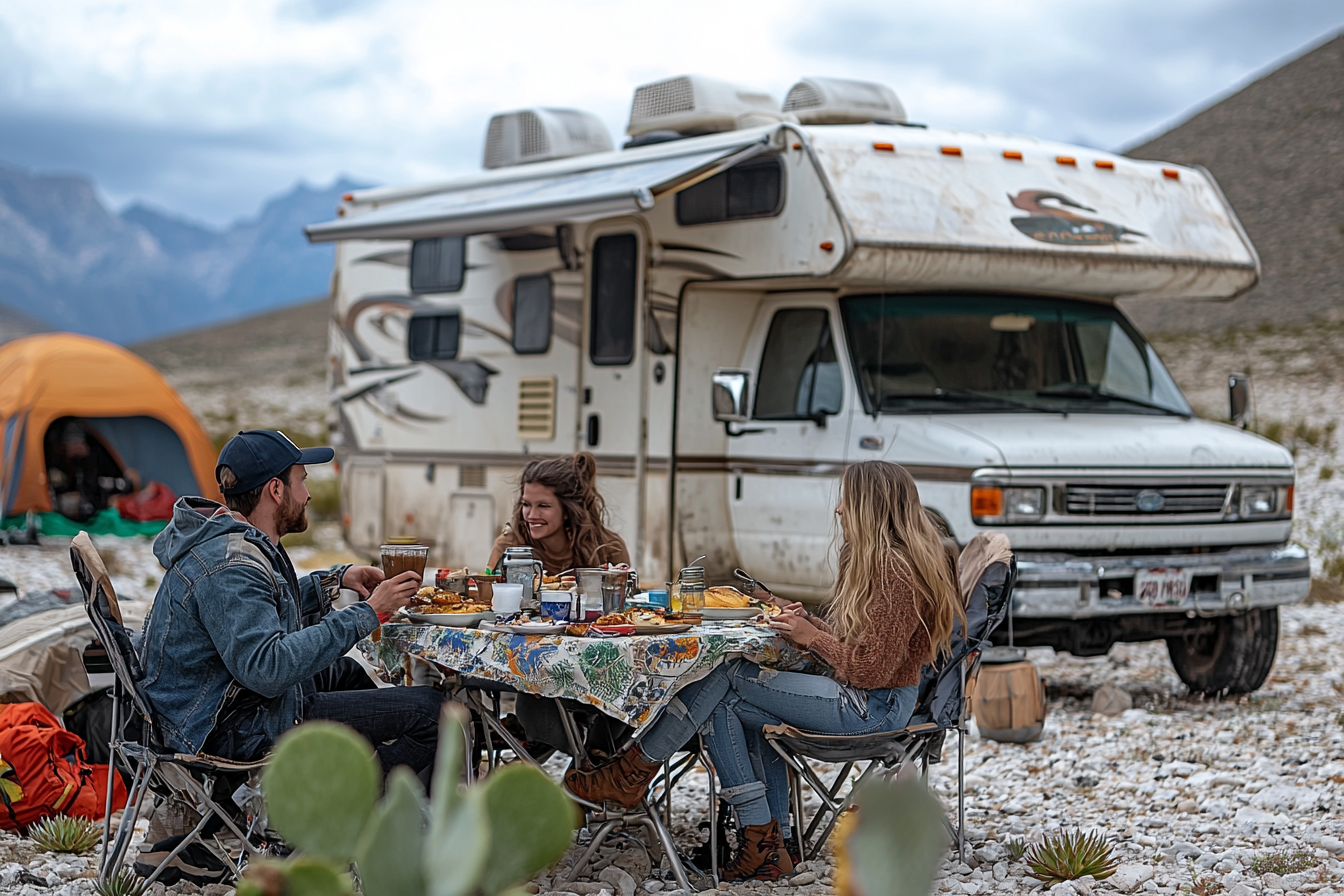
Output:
[488, 452, 629, 573]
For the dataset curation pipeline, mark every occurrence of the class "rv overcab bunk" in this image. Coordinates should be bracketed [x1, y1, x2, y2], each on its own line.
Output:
[307, 74, 1306, 694]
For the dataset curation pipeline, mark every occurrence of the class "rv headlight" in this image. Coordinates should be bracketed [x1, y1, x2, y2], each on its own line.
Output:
[1240, 486, 1276, 518]
[971, 486, 1045, 524]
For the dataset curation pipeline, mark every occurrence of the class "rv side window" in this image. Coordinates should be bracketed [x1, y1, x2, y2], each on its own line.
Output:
[589, 234, 638, 366]
[407, 309, 461, 361]
[676, 156, 784, 226]
[409, 236, 466, 294]
[754, 309, 843, 420]
[512, 275, 552, 354]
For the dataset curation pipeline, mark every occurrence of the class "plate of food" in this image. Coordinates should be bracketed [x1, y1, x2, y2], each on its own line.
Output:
[402, 609, 494, 627]
[702, 585, 779, 620]
[622, 607, 693, 634]
[586, 613, 637, 637]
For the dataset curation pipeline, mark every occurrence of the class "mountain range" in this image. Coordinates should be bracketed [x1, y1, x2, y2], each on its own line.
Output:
[0, 166, 368, 344]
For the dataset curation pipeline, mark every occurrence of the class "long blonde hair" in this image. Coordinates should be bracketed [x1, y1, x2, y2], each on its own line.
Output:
[828, 461, 963, 661]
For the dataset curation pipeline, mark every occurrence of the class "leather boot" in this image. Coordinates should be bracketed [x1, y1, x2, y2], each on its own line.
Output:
[723, 819, 796, 881]
[563, 745, 660, 810]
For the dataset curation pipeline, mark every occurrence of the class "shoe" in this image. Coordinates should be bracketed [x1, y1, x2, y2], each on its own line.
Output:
[722, 819, 796, 882]
[563, 745, 661, 810]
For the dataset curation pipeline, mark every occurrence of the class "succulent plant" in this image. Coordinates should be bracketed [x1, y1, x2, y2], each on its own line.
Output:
[834, 776, 949, 896]
[28, 815, 102, 854]
[236, 704, 578, 896]
[1024, 830, 1118, 886]
[92, 868, 143, 896]
[1005, 837, 1028, 860]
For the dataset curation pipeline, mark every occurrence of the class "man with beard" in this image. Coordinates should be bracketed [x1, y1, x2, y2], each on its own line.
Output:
[139, 430, 441, 775]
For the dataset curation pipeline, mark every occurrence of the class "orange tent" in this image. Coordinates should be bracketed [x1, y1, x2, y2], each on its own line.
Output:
[0, 334, 221, 517]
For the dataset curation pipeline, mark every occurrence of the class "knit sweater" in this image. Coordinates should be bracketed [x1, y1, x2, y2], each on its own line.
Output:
[807, 558, 931, 690]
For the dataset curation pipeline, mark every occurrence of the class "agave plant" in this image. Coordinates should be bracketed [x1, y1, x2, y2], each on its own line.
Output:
[29, 815, 102, 854]
[92, 868, 143, 896]
[1005, 837, 1028, 861]
[1024, 830, 1118, 886]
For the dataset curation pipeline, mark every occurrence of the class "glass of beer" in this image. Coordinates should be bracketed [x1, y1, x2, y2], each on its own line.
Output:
[380, 544, 429, 583]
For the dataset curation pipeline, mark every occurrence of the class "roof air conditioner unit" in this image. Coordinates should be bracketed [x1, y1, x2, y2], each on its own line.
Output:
[483, 109, 614, 169]
[782, 77, 906, 125]
[627, 75, 781, 137]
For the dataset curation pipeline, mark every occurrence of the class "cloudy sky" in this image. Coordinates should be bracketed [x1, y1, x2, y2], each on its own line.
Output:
[0, 0, 1339, 228]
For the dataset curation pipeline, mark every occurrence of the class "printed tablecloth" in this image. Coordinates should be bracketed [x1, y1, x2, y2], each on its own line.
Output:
[363, 622, 819, 730]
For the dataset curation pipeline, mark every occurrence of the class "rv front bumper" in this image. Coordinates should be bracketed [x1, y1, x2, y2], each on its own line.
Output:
[1011, 543, 1310, 619]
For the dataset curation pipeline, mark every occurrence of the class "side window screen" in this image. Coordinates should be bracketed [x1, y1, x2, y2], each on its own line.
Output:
[512, 275, 553, 354]
[676, 156, 784, 226]
[407, 309, 461, 361]
[590, 234, 638, 366]
[409, 236, 466, 294]
[754, 309, 843, 419]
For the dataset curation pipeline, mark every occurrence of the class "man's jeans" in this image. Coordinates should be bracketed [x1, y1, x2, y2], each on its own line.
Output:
[303, 658, 444, 776]
[640, 660, 916, 829]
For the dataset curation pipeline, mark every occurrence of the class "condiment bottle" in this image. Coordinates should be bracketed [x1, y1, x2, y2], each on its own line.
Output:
[678, 566, 705, 613]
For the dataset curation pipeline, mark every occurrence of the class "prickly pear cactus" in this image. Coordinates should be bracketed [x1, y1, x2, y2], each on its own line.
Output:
[836, 777, 949, 896]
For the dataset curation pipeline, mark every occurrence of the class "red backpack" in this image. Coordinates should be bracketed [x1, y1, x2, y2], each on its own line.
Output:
[0, 703, 127, 829]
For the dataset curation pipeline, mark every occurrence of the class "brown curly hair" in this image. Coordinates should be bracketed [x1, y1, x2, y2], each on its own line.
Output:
[507, 452, 625, 567]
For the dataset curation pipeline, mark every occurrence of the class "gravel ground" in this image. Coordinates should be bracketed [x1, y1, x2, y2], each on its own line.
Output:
[3, 536, 1344, 895]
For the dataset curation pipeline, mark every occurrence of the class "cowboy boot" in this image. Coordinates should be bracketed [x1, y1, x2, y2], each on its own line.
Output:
[563, 745, 661, 810]
[722, 819, 796, 882]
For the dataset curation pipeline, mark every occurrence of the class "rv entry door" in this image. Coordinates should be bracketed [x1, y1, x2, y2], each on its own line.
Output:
[581, 228, 646, 556]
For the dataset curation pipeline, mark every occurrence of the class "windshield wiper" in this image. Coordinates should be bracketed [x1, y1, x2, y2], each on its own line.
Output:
[882, 388, 1067, 415]
[1036, 384, 1191, 418]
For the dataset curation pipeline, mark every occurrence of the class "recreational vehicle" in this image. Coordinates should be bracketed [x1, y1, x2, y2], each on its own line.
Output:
[306, 75, 1307, 694]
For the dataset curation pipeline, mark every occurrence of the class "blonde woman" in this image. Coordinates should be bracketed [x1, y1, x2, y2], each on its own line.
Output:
[566, 461, 963, 881]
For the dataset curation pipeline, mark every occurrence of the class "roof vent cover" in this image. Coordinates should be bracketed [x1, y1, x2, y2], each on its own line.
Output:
[483, 108, 613, 169]
[628, 75, 781, 137]
[782, 77, 906, 125]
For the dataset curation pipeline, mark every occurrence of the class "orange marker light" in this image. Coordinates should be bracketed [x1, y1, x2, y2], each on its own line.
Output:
[1286, 485, 1295, 512]
[819, 241, 835, 252]
[341, 192, 353, 201]
[1056, 155, 1077, 166]
[971, 486, 1003, 519]
[1163, 168, 1180, 180]
[1002, 150, 1023, 161]
[1094, 160, 1115, 170]
[941, 146, 963, 156]
[792, 142, 802, 150]
[873, 142, 895, 152]
[336, 207, 346, 216]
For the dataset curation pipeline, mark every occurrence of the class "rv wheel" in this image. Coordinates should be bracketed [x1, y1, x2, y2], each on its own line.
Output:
[1166, 607, 1279, 695]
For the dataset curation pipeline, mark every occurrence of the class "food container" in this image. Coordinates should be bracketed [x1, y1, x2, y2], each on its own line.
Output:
[539, 593, 574, 622]
[435, 568, 471, 594]
[471, 574, 501, 603]
[492, 583, 524, 616]
[381, 544, 429, 581]
[678, 566, 706, 614]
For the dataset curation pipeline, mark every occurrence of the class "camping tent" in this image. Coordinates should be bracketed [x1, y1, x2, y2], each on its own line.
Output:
[0, 334, 222, 521]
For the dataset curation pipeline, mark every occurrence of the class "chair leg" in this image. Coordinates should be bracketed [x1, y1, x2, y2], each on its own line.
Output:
[956, 725, 967, 863]
[100, 752, 154, 882]
[704, 748, 719, 885]
[99, 693, 119, 872]
[137, 808, 219, 889]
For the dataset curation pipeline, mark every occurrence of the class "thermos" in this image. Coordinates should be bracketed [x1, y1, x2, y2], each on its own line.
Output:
[501, 547, 543, 607]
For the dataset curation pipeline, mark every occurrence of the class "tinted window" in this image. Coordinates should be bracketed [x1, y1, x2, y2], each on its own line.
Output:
[513, 275, 553, 355]
[589, 234, 638, 366]
[407, 309, 461, 361]
[676, 156, 784, 226]
[409, 236, 465, 294]
[754, 309, 843, 420]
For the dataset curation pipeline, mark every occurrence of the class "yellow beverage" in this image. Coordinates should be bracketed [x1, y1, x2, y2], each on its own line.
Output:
[668, 582, 682, 613]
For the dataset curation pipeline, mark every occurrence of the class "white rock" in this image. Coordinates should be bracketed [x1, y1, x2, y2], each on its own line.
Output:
[645, 882, 663, 892]
[789, 873, 817, 886]
[1320, 836, 1344, 855]
[1262, 872, 1286, 889]
[1109, 864, 1155, 893]
[1232, 806, 1282, 830]
[1253, 784, 1323, 814]
[1092, 685, 1132, 716]
[599, 867, 637, 896]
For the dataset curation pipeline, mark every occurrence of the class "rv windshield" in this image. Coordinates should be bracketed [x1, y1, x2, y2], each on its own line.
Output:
[838, 295, 1191, 417]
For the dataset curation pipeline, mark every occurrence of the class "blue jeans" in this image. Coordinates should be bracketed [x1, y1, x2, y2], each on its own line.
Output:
[640, 660, 916, 830]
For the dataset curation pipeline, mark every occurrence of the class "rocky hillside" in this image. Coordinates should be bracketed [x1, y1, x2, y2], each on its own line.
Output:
[0, 165, 365, 344]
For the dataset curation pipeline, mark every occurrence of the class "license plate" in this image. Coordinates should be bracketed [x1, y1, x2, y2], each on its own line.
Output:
[1134, 568, 1192, 606]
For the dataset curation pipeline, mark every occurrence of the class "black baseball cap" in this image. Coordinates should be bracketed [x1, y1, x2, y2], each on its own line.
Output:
[216, 430, 335, 496]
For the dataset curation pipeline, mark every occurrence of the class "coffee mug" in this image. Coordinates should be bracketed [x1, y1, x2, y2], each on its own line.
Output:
[492, 583, 524, 616]
[539, 596, 572, 622]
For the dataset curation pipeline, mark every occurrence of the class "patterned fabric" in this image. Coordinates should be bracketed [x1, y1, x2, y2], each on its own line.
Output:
[362, 623, 820, 731]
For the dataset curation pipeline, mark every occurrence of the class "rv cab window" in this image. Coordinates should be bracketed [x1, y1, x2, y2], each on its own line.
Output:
[406, 308, 461, 361]
[589, 234, 638, 366]
[409, 236, 466, 294]
[676, 155, 784, 226]
[754, 309, 843, 420]
[512, 275, 553, 354]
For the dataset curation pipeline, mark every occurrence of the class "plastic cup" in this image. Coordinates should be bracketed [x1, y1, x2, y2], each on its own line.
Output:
[492, 583, 524, 616]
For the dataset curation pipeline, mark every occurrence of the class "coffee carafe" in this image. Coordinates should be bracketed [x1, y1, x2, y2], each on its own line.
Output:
[501, 546, 544, 606]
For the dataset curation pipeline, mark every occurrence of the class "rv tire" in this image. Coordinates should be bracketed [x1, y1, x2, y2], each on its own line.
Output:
[1165, 607, 1279, 696]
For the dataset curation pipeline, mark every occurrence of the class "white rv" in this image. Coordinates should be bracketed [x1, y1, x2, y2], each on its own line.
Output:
[307, 75, 1307, 694]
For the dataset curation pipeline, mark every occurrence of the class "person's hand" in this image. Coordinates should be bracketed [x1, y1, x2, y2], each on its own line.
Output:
[342, 565, 386, 598]
[365, 571, 422, 617]
[780, 601, 808, 616]
[768, 612, 822, 649]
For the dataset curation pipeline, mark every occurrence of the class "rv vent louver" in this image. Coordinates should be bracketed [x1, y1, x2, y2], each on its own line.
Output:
[627, 75, 780, 137]
[517, 376, 557, 441]
[782, 77, 906, 125]
[482, 108, 613, 169]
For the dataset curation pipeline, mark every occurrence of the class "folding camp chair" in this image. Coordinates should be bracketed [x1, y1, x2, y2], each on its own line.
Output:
[763, 548, 1016, 863]
[70, 532, 274, 886]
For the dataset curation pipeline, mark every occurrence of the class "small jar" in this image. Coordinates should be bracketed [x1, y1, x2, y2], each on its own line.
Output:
[678, 566, 705, 614]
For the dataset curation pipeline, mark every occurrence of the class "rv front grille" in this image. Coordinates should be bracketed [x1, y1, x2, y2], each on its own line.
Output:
[630, 76, 695, 122]
[517, 111, 549, 158]
[782, 82, 823, 112]
[518, 376, 557, 441]
[1063, 483, 1230, 516]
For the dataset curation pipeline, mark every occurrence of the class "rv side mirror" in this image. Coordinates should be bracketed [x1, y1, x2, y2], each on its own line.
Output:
[712, 369, 751, 423]
[1229, 373, 1251, 429]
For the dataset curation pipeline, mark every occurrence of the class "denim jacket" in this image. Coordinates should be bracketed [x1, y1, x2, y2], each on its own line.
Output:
[139, 497, 379, 755]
